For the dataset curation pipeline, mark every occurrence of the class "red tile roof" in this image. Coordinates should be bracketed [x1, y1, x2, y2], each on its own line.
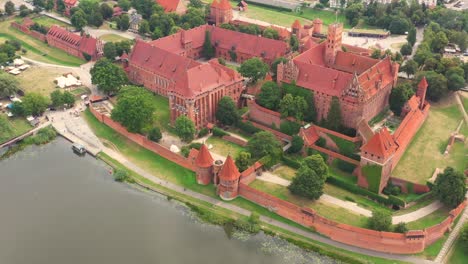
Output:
[300, 125, 319, 146]
[218, 156, 240, 180]
[418, 76, 428, 90]
[333, 51, 379, 74]
[156, 0, 182, 12]
[361, 127, 397, 160]
[195, 144, 214, 168]
[292, 19, 301, 29]
[212, 0, 231, 10]
[47, 25, 100, 56]
[63, 0, 77, 6]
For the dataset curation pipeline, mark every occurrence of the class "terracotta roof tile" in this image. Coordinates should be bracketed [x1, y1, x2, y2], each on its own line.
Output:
[418, 76, 428, 90]
[218, 156, 240, 180]
[300, 126, 319, 146]
[361, 127, 397, 160]
[218, 0, 231, 10]
[156, 0, 182, 12]
[195, 145, 214, 168]
[292, 19, 301, 29]
[47, 25, 100, 56]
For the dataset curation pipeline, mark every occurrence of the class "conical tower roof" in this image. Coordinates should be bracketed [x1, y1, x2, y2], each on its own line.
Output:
[195, 144, 214, 168]
[418, 76, 428, 90]
[218, 0, 231, 10]
[218, 156, 240, 181]
[292, 19, 301, 29]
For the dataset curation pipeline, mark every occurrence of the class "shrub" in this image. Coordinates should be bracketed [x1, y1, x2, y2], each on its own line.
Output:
[180, 143, 202, 157]
[236, 121, 260, 135]
[24, 126, 57, 145]
[212, 127, 229, 137]
[114, 169, 129, 182]
[394, 222, 408, 233]
[316, 137, 326, 148]
[279, 120, 301, 136]
[281, 154, 301, 169]
[288, 135, 304, 153]
[198, 127, 209, 138]
[335, 159, 357, 173]
[368, 210, 392, 231]
[147, 127, 162, 142]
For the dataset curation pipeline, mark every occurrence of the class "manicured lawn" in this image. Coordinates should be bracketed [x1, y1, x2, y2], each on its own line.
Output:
[448, 236, 468, 264]
[15, 66, 70, 97]
[406, 208, 450, 230]
[147, 94, 172, 133]
[0, 116, 32, 144]
[272, 165, 296, 181]
[250, 180, 369, 227]
[392, 102, 468, 184]
[70, 86, 90, 96]
[323, 184, 392, 212]
[329, 164, 357, 184]
[206, 136, 246, 157]
[83, 108, 215, 196]
[0, 19, 85, 66]
[32, 15, 68, 27]
[99, 33, 131, 42]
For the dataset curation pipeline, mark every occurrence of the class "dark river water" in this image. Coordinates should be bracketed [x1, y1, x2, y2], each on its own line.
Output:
[0, 138, 339, 264]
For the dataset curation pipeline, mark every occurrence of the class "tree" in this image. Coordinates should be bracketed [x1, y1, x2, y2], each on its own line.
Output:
[433, 167, 466, 208]
[62, 91, 75, 106]
[115, 41, 131, 56]
[288, 166, 325, 200]
[174, 115, 196, 142]
[368, 210, 392, 231]
[293, 96, 307, 121]
[19, 5, 30, 17]
[389, 17, 410, 35]
[301, 154, 328, 181]
[262, 28, 279, 40]
[371, 49, 382, 59]
[407, 27, 417, 46]
[220, 23, 236, 31]
[216, 96, 239, 126]
[417, 71, 448, 101]
[148, 127, 162, 142]
[389, 83, 414, 116]
[22, 93, 50, 116]
[71, 9, 87, 30]
[118, 0, 131, 11]
[45, 0, 54, 11]
[447, 73, 465, 91]
[100, 3, 113, 20]
[202, 30, 215, 59]
[400, 43, 412, 56]
[279, 94, 294, 118]
[103, 42, 117, 60]
[90, 58, 128, 95]
[111, 86, 156, 133]
[188, 0, 203, 8]
[430, 31, 449, 53]
[152, 28, 163, 40]
[117, 14, 130, 31]
[235, 151, 251, 172]
[247, 131, 281, 159]
[271, 57, 288, 80]
[257, 81, 281, 110]
[345, 3, 364, 27]
[138, 20, 150, 35]
[5, 1, 15, 16]
[401, 60, 418, 78]
[290, 35, 299, 52]
[324, 97, 342, 132]
[50, 90, 63, 108]
[0, 72, 20, 98]
[238, 58, 269, 83]
[394, 222, 408, 233]
[288, 135, 303, 154]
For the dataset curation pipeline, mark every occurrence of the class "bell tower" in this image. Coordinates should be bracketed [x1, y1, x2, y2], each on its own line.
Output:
[325, 23, 343, 66]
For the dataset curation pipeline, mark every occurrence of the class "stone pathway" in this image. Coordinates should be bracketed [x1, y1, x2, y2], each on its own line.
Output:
[392, 201, 444, 224]
[455, 92, 468, 124]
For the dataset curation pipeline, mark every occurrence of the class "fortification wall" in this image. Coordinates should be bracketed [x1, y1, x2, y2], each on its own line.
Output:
[247, 100, 282, 128]
[89, 107, 194, 171]
[222, 135, 247, 147]
[390, 177, 430, 194]
[10, 22, 47, 42]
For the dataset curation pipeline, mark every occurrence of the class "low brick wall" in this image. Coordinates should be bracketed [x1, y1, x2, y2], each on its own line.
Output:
[247, 100, 282, 128]
[309, 144, 360, 166]
[222, 135, 247, 147]
[390, 177, 430, 194]
[249, 121, 292, 141]
[239, 182, 466, 254]
[10, 22, 47, 42]
[89, 106, 195, 171]
[314, 125, 361, 143]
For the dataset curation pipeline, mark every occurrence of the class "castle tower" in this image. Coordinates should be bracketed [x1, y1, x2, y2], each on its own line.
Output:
[195, 144, 214, 185]
[325, 23, 343, 66]
[210, 0, 233, 26]
[217, 156, 241, 200]
[312, 18, 323, 35]
[417, 77, 428, 110]
[291, 19, 301, 37]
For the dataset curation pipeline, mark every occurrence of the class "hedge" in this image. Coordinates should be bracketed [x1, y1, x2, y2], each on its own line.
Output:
[281, 154, 301, 169]
[307, 148, 328, 161]
[213, 127, 229, 137]
[326, 176, 405, 207]
[236, 121, 261, 135]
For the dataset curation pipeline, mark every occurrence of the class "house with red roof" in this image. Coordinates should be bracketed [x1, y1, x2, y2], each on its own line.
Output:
[278, 22, 399, 129]
[156, 0, 187, 14]
[53, 0, 77, 16]
[46, 26, 103, 61]
[358, 77, 430, 193]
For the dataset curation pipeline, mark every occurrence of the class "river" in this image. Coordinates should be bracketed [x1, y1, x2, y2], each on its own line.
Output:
[0, 138, 339, 264]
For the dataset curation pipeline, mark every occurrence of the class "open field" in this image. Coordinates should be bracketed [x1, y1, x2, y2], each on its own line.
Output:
[0, 19, 85, 66]
[448, 235, 468, 264]
[250, 180, 369, 227]
[205, 136, 246, 157]
[15, 66, 70, 97]
[0, 115, 32, 144]
[32, 15, 68, 27]
[405, 208, 450, 230]
[99, 33, 131, 42]
[392, 98, 468, 184]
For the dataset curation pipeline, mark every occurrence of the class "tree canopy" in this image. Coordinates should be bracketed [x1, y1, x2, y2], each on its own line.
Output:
[175, 115, 196, 142]
[21, 92, 50, 116]
[215, 96, 239, 126]
[257, 81, 281, 111]
[368, 210, 392, 231]
[247, 131, 282, 159]
[90, 58, 128, 95]
[111, 86, 156, 133]
[389, 83, 414, 116]
[288, 154, 329, 200]
[433, 167, 467, 208]
[238, 58, 269, 83]
[235, 151, 251, 172]
[324, 96, 342, 132]
[0, 72, 20, 98]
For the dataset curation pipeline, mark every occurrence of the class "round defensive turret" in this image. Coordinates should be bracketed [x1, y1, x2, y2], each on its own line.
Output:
[216, 156, 241, 200]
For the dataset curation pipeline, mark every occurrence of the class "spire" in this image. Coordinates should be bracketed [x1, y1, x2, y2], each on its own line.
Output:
[418, 76, 428, 90]
[416, 77, 428, 109]
[195, 145, 214, 168]
[218, 156, 240, 180]
[292, 19, 301, 30]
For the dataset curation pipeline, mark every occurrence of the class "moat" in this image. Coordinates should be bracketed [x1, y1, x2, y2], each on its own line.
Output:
[0, 138, 338, 264]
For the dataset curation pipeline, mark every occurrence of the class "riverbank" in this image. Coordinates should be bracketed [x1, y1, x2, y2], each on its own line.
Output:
[0, 125, 57, 160]
[97, 152, 410, 264]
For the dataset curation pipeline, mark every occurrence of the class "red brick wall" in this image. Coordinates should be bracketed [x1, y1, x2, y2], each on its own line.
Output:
[390, 177, 430, 194]
[309, 144, 360, 166]
[249, 121, 292, 141]
[90, 107, 195, 171]
[247, 100, 282, 128]
[11, 22, 47, 42]
[222, 135, 247, 147]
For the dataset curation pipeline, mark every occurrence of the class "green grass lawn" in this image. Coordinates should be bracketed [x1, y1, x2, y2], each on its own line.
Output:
[323, 184, 392, 212]
[419, 233, 448, 260]
[70, 87, 90, 96]
[146, 94, 172, 133]
[406, 208, 450, 230]
[392, 102, 468, 184]
[99, 33, 131, 42]
[462, 96, 468, 114]
[272, 165, 296, 181]
[83, 108, 215, 196]
[448, 236, 468, 264]
[0, 116, 32, 144]
[250, 180, 369, 227]
[32, 15, 69, 27]
[0, 19, 85, 66]
[205, 136, 246, 157]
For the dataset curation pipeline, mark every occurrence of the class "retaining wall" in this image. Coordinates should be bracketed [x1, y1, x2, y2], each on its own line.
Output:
[390, 177, 430, 194]
[247, 100, 282, 128]
[222, 135, 247, 147]
[10, 22, 47, 42]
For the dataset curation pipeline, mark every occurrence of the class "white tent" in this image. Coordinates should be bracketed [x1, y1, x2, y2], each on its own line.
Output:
[55, 74, 82, 88]
[170, 145, 180, 153]
[13, 59, 24, 66]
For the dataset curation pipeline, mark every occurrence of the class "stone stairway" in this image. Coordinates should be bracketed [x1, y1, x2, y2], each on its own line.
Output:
[434, 208, 468, 263]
